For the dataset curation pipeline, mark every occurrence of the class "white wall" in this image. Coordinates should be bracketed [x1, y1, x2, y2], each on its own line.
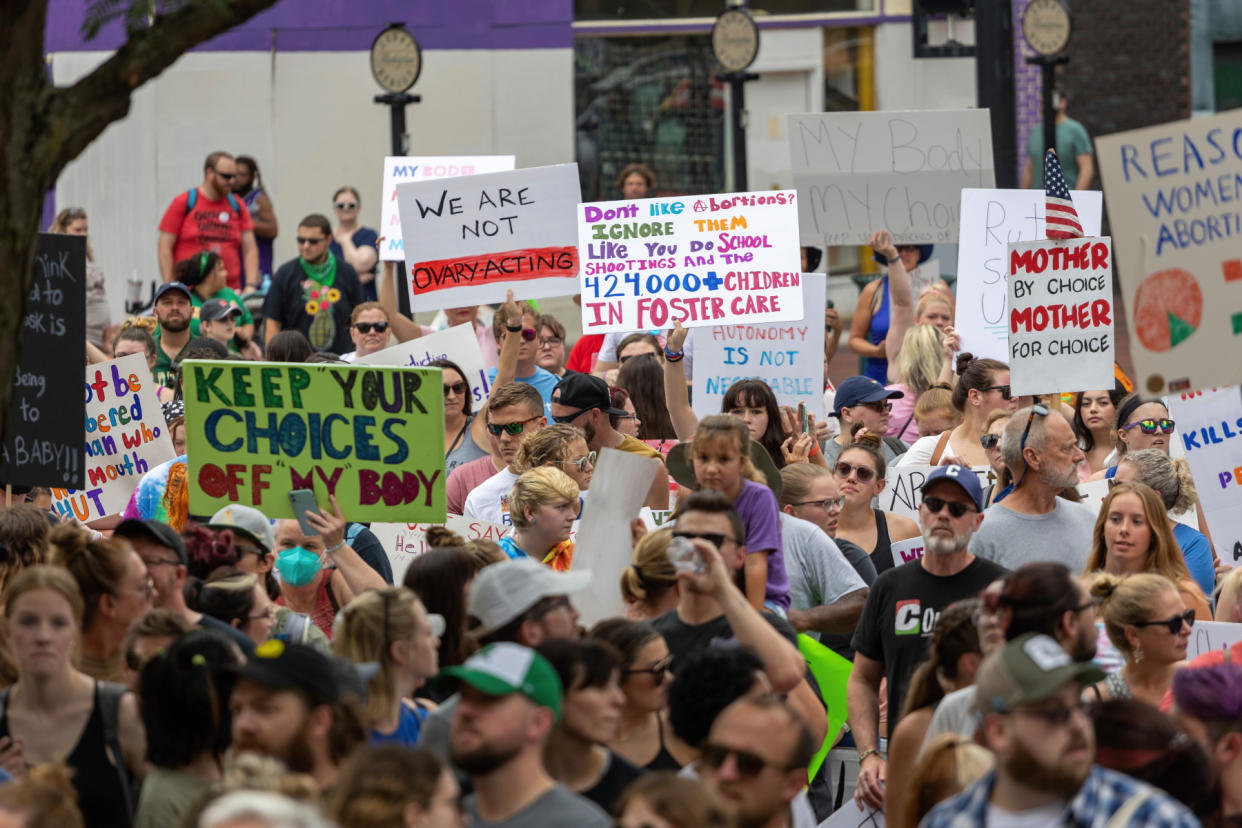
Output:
[742, 28, 825, 193]
[873, 22, 976, 111]
[53, 47, 574, 325]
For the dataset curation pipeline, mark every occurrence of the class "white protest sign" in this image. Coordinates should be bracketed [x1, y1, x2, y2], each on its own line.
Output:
[379, 156, 516, 261]
[396, 163, 581, 310]
[1186, 620, 1242, 660]
[788, 109, 994, 246]
[1097, 111, 1242, 394]
[956, 189, 1103, 363]
[577, 191, 802, 334]
[909, 258, 941, 297]
[878, 465, 994, 522]
[50, 355, 175, 522]
[891, 536, 926, 567]
[1006, 237, 1115, 395]
[1167, 385, 1242, 567]
[571, 447, 660, 626]
[369, 516, 511, 584]
[692, 274, 826, 421]
[355, 324, 491, 410]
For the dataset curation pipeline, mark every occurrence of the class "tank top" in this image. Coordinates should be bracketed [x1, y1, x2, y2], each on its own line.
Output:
[371, 701, 429, 747]
[242, 189, 273, 277]
[0, 682, 131, 828]
[644, 714, 682, 772]
[869, 508, 895, 573]
[865, 276, 890, 383]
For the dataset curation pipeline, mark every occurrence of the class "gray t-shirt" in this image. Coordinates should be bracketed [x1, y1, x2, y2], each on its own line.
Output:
[416, 693, 457, 758]
[464, 783, 610, 828]
[780, 514, 868, 643]
[968, 498, 1097, 572]
[922, 685, 980, 749]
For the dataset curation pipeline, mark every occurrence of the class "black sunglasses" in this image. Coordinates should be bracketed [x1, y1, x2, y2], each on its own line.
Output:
[354, 321, 389, 334]
[672, 530, 735, 549]
[552, 405, 599, 424]
[213, 169, 236, 181]
[296, 236, 327, 245]
[922, 496, 976, 518]
[334, 201, 358, 210]
[980, 434, 1001, 450]
[981, 384, 1012, 400]
[442, 381, 466, 397]
[1134, 608, 1195, 634]
[624, 656, 673, 685]
[700, 743, 793, 778]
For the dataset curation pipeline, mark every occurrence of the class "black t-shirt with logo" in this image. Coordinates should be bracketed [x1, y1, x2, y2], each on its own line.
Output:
[851, 556, 1008, 723]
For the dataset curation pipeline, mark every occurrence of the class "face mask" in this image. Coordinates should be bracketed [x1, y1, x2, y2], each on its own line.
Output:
[276, 546, 323, 587]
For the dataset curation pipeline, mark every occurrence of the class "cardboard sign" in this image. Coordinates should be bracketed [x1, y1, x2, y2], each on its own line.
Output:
[1186, 620, 1242, 660]
[1168, 385, 1242, 567]
[692, 273, 826, 420]
[396, 164, 581, 310]
[183, 361, 445, 522]
[879, 465, 994, 522]
[891, 536, 926, 566]
[379, 156, 516, 261]
[1097, 111, 1242, 394]
[788, 109, 994, 245]
[0, 233, 87, 488]
[1006, 237, 1115, 395]
[577, 191, 802, 334]
[355, 324, 491, 409]
[369, 516, 511, 584]
[955, 189, 1103, 363]
[48, 355, 175, 522]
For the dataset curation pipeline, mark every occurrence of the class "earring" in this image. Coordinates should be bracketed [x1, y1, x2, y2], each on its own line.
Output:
[1133, 645, 1144, 665]
[531, 517, 537, 526]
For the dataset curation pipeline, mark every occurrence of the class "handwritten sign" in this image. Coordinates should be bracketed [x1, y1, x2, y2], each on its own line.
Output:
[356, 324, 491, 408]
[369, 516, 511, 583]
[788, 109, 994, 245]
[0, 234, 87, 488]
[1006, 237, 1115, 395]
[955, 189, 1103, 363]
[183, 361, 445, 522]
[1097, 111, 1242, 394]
[577, 191, 802, 334]
[396, 164, 581, 310]
[379, 156, 516, 261]
[891, 536, 926, 566]
[1168, 386, 1242, 567]
[692, 274, 826, 420]
[1186, 620, 1242, 660]
[48, 355, 175, 522]
[879, 465, 994, 522]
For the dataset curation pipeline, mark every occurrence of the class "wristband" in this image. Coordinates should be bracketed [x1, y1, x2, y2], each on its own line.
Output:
[325, 541, 346, 556]
[809, 442, 820, 458]
[665, 352, 684, 363]
[506, 323, 523, 333]
[857, 748, 881, 762]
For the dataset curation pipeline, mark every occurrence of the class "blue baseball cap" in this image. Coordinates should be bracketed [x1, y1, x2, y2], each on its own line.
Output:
[923, 465, 984, 512]
[832, 375, 904, 417]
[154, 281, 193, 303]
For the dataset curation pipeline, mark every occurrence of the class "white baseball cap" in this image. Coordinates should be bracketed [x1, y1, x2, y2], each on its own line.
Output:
[467, 558, 591, 636]
[208, 504, 276, 555]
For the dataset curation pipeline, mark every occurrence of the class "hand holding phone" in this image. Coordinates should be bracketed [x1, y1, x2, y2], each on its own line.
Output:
[288, 489, 320, 537]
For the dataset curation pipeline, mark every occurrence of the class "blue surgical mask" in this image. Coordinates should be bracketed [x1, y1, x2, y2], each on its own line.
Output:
[276, 546, 322, 587]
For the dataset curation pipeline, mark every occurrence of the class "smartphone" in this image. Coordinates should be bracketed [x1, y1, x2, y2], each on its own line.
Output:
[799, 402, 809, 435]
[288, 489, 320, 537]
[826, 299, 834, 309]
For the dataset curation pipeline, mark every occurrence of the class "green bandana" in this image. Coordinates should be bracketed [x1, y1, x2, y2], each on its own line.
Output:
[298, 254, 336, 286]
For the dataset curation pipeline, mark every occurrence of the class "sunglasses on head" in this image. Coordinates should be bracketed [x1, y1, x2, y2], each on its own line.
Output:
[1134, 608, 1194, 634]
[486, 416, 540, 436]
[994, 403, 1049, 502]
[624, 656, 673, 685]
[700, 743, 792, 778]
[672, 530, 735, 549]
[442, 381, 466, 397]
[354, 321, 389, 334]
[334, 201, 358, 210]
[1122, 418, 1175, 435]
[922, 496, 976, 518]
[981, 384, 1012, 400]
[980, 434, 1001, 450]
[833, 461, 877, 484]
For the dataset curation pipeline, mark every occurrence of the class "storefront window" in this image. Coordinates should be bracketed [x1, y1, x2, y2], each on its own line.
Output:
[575, 1, 876, 21]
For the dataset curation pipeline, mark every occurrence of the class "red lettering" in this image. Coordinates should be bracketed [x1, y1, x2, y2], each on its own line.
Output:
[250, 465, 271, 506]
[1091, 299, 1112, 326]
[1091, 242, 1109, 269]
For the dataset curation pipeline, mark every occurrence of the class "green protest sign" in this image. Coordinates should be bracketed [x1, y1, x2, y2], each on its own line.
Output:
[183, 360, 445, 521]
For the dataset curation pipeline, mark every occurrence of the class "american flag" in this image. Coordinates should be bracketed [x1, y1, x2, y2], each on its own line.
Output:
[1044, 148, 1082, 239]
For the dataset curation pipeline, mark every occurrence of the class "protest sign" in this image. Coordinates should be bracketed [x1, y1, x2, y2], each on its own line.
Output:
[879, 465, 994, 522]
[1097, 112, 1242, 394]
[788, 109, 994, 246]
[0, 234, 87, 489]
[355, 323, 491, 409]
[821, 801, 885, 828]
[183, 361, 445, 522]
[396, 164, 581, 310]
[956, 189, 1103, 363]
[572, 448, 660, 626]
[379, 156, 516, 261]
[577, 190, 802, 334]
[909, 258, 941, 297]
[891, 536, 926, 567]
[1187, 620, 1242, 661]
[1006, 237, 1115, 395]
[48, 355, 175, 523]
[1167, 385, 1242, 567]
[692, 274, 826, 420]
[370, 516, 510, 583]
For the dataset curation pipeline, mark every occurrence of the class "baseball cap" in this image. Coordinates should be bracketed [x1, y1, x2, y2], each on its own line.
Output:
[229, 640, 341, 704]
[551, 373, 627, 418]
[439, 642, 563, 720]
[923, 465, 985, 513]
[114, 518, 187, 565]
[200, 298, 242, 322]
[974, 633, 1105, 715]
[832, 376, 904, 416]
[207, 504, 276, 555]
[154, 281, 193, 303]
[467, 558, 590, 636]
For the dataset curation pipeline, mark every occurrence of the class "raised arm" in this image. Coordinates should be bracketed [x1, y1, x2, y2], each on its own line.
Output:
[661, 322, 698, 441]
[376, 258, 425, 343]
[308, 496, 387, 602]
[875, 232, 914, 379]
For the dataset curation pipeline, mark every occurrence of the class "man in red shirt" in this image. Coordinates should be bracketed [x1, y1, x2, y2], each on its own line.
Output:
[158, 152, 259, 293]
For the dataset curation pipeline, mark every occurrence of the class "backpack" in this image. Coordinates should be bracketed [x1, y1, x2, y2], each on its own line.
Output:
[185, 188, 242, 216]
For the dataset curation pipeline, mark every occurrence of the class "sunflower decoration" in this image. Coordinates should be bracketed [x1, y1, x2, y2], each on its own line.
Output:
[300, 277, 337, 349]
[305, 300, 320, 315]
[327, 288, 342, 303]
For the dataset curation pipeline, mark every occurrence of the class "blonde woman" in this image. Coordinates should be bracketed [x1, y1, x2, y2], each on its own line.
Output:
[893, 733, 993, 828]
[621, 529, 679, 620]
[334, 588, 443, 746]
[1088, 571, 1190, 710]
[514, 423, 595, 494]
[499, 467, 580, 571]
[886, 323, 957, 444]
[1216, 567, 1242, 622]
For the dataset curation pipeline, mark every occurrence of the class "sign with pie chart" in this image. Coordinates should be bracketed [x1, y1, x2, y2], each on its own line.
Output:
[1133, 268, 1203, 352]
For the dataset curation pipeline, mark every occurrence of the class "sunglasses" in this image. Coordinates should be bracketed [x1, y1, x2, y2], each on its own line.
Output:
[334, 201, 358, 210]
[486, 416, 541, 436]
[442, 381, 466, 397]
[672, 530, 736, 549]
[980, 434, 1001, 450]
[354, 321, 389, 334]
[1122, 418, 1175, 435]
[834, 461, 877, 484]
[995, 404, 1049, 502]
[555, 451, 598, 472]
[922, 496, 976, 518]
[700, 743, 793, 778]
[296, 236, 327, 246]
[1134, 608, 1195, 634]
[213, 169, 236, 181]
[790, 496, 845, 511]
[509, 327, 537, 342]
[552, 406, 598, 424]
[982, 384, 1013, 400]
[856, 400, 892, 413]
[624, 656, 673, 685]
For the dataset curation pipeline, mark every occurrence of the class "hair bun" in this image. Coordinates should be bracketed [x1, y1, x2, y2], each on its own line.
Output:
[1089, 571, 1120, 602]
[851, 430, 882, 450]
[955, 352, 976, 376]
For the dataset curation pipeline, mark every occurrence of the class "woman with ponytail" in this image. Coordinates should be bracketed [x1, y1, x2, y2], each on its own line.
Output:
[833, 432, 921, 574]
[1088, 571, 1190, 710]
[896, 353, 1015, 468]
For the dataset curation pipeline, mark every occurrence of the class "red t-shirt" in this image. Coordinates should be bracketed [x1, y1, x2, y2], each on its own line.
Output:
[158, 189, 254, 291]
[565, 334, 606, 373]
